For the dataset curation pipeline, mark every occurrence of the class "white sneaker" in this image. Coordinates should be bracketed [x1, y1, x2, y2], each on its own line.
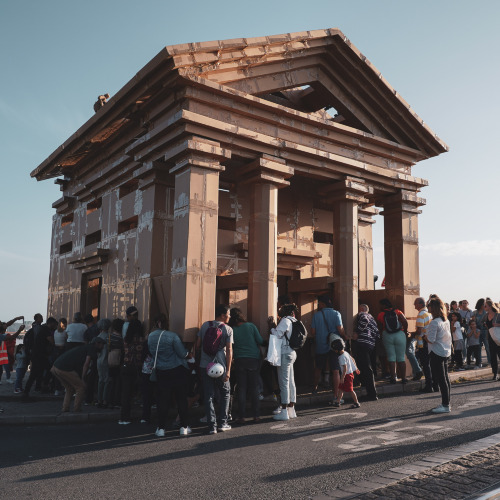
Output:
[155, 428, 165, 437]
[179, 426, 192, 436]
[258, 394, 264, 401]
[272, 406, 283, 415]
[273, 408, 289, 421]
[218, 423, 232, 432]
[432, 405, 451, 413]
[287, 407, 297, 419]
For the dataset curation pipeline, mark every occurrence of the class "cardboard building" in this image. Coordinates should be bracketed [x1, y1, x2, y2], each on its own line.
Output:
[32, 28, 447, 344]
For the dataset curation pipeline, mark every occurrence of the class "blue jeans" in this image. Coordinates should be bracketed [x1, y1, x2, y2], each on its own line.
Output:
[15, 367, 26, 390]
[277, 349, 297, 405]
[479, 330, 491, 364]
[406, 339, 421, 376]
[202, 371, 230, 430]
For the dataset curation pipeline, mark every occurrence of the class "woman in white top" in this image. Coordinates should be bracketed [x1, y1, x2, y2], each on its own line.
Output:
[425, 297, 452, 413]
[268, 304, 298, 421]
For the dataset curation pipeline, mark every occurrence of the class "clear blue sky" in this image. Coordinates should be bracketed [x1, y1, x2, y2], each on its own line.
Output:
[1, 0, 499, 320]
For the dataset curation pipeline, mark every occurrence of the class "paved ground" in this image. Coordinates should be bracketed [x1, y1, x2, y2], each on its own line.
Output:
[1, 375, 500, 499]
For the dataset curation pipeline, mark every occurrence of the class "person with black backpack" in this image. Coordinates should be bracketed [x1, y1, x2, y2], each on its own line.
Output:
[376, 299, 409, 385]
[196, 304, 233, 435]
[268, 303, 307, 421]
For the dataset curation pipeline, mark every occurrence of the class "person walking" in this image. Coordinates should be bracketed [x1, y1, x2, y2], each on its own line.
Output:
[425, 297, 452, 413]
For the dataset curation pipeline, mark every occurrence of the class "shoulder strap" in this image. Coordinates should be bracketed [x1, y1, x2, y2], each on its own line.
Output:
[320, 309, 331, 332]
[152, 330, 166, 370]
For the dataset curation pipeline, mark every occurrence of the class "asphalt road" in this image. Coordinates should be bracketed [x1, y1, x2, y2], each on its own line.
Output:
[2, 378, 500, 499]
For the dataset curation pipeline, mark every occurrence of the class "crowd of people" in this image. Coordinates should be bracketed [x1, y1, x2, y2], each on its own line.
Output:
[0, 294, 498, 432]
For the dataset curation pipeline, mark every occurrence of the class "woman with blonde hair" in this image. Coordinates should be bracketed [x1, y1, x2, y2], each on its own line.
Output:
[424, 298, 452, 413]
[485, 300, 500, 381]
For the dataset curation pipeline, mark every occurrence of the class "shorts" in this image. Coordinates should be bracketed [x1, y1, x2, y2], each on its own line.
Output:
[339, 373, 354, 392]
[315, 353, 330, 371]
[382, 330, 406, 363]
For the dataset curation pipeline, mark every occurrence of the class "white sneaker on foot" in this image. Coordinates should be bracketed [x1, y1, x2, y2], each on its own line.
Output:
[218, 423, 232, 432]
[155, 428, 165, 437]
[179, 426, 192, 436]
[432, 405, 451, 413]
[287, 407, 297, 419]
[273, 408, 289, 421]
[272, 406, 283, 415]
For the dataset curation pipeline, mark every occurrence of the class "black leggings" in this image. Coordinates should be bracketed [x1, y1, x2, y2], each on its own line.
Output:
[156, 366, 189, 430]
[430, 352, 451, 407]
[488, 334, 500, 376]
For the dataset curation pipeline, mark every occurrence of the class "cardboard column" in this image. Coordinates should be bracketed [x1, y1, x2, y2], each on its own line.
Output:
[243, 156, 293, 336]
[247, 182, 278, 336]
[382, 190, 424, 330]
[169, 160, 224, 342]
[325, 178, 372, 338]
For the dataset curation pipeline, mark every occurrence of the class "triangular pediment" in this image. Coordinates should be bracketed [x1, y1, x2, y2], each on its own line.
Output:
[166, 29, 447, 157]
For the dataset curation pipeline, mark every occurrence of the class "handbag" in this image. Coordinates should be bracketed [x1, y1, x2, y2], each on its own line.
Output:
[489, 314, 500, 346]
[150, 330, 166, 382]
[107, 333, 121, 367]
[265, 333, 282, 366]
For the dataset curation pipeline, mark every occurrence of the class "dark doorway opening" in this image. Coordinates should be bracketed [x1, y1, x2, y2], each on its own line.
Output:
[81, 273, 102, 319]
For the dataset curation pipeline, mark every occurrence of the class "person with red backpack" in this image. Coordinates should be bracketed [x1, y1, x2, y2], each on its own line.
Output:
[376, 299, 409, 385]
[196, 305, 233, 435]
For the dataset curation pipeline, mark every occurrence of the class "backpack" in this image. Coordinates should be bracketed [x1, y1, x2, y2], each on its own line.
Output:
[284, 318, 308, 350]
[384, 309, 401, 333]
[203, 321, 224, 357]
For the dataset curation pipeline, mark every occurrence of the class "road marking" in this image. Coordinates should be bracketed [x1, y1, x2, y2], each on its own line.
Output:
[271, 412, 368, 432]
[457, 395, 497, 410]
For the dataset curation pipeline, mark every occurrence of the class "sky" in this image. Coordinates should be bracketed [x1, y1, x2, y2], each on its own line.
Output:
[1, 0, 499, 320]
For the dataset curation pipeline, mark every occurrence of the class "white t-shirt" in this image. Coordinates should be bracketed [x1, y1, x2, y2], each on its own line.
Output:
[452, 321, 463, 342]
[426, 318, 452, 357]
[66, 323, 87, 343]
[338, 352, 356, 375]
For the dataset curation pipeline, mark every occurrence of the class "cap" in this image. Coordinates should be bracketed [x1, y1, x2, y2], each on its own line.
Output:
[126, 306, 138, 316]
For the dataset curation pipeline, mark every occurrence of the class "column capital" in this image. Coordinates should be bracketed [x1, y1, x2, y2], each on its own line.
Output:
[358, 204, 379, 224]
[380, 189, 425, 215]
[320, 176, 373, 205]
[239, 154, 293, 188]
[166, 137, 230, 175]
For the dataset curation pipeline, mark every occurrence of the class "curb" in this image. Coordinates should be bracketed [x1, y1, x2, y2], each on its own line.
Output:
[312, 432, 500, 499]
[0, 368, 493, 426]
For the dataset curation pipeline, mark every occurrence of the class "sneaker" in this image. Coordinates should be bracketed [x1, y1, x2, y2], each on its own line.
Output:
[209, 428, 217, 435]
[273, 408, 289, 421]
[7, 379, 13, 384]
[118, 420, 131, 425]
[200, 415, 207, 423]
[330, 401, 340, 407]
[140, 419, 148, 424]
[287, 407, 297, 419]
[258, 394, 264, 401]
[155, 428, 165, 437]
[192, 401, 200, 408]
[431, 405, 451, 413]
[272, 406, 283, 415]
[14, 388, 22, 394]
[412, 371, 423, 381]
[54, 390, 60, 396]
[351, 402, 361, 409]
[179, 426, 192, 436]
[218, 423, 232, 432]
